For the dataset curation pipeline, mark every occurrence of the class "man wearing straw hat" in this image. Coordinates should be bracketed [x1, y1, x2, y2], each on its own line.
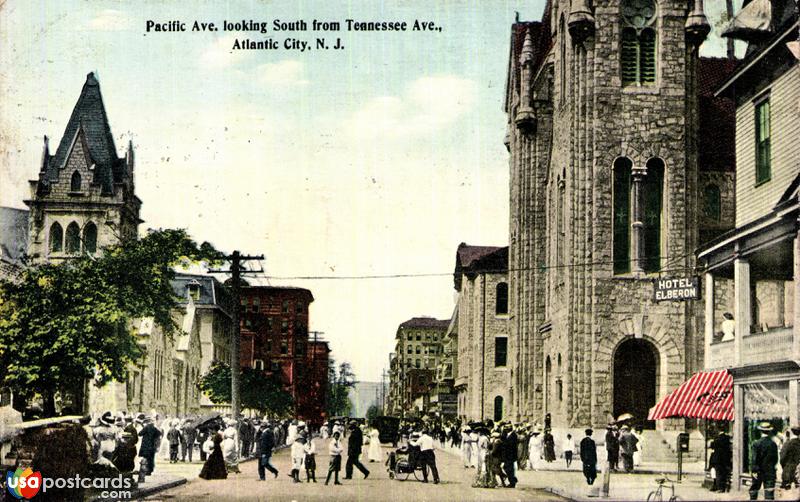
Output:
[750, 422, 778, 500]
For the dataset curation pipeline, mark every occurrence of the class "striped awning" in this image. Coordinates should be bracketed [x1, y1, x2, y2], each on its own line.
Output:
[648, 370, 733, 421]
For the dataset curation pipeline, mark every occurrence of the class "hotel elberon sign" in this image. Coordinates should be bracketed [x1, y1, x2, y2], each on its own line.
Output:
[653, 276, 701, 302]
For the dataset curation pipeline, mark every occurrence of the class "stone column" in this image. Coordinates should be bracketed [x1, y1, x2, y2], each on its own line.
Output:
[631, 167, 646, 274]
[734, 256, 751, 365]
[704, 272, 715, 369]
[790, 379, 799, 427]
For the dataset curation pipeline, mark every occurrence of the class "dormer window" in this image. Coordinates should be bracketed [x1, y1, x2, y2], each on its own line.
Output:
[187, 280, 201, 301]
[70, 171, 81, 192]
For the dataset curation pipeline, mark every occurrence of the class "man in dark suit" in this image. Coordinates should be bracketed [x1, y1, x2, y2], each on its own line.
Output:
[138, 417, 162, 476]
[710, 431, 732, 492]
[780, 426, 800, 489]
[750, 422, 778, 500]
[580, 429, 598, 486]
[344, 422, 370, 479]
[501, 424, 518, 488]
[258, 422, 279, 480]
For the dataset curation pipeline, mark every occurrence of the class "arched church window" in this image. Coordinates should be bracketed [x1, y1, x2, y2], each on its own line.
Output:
[704, 184, 721, 221]
[621, 0, 657, 86]
[643, 158, 664, 273]
[70, 171, 81, 192]
[49, 222, 63, 253]
[613, 157, 632, 274]
[83, 222, 97, 254]
[65, 222, 81, 254]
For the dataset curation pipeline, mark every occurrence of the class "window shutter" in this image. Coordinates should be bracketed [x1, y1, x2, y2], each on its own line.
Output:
[639, 29, 657, 84]
[621, 28, 639, 85]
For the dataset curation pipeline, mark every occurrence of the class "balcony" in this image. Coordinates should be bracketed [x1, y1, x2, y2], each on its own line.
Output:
[708, 326, 794, 369]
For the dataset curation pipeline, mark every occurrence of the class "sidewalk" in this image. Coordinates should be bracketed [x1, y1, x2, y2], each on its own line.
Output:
[89, 446, 283, 501]
[437, 443, 800, 501]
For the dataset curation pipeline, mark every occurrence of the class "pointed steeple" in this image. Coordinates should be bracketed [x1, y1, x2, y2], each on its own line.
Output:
[519, 29, 534, 66]
[46, 72, 120, 193]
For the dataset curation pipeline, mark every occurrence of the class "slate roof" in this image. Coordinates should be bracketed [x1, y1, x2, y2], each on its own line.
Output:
[398, 317, 450, 331]
[0, 207, 29, 263]
[698, 57, 738, 172]
[40, 72, 125, 194]
[454, 243, 509, 290]
[171, 273, 233, 317]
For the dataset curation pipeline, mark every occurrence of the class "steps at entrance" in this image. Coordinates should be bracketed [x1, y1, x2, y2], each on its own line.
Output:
[645, 430, 705, 465]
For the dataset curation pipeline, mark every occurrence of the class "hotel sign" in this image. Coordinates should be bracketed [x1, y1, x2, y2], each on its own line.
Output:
[653, 276, 700, 302]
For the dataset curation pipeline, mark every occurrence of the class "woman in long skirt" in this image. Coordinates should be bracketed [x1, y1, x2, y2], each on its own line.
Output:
[543, 429, 556, 462]
[368, 428, 382, 462]
[199, 434, 227, 480]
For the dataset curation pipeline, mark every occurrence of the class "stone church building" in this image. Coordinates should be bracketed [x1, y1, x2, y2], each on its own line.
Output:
[505, 0, 737, 428]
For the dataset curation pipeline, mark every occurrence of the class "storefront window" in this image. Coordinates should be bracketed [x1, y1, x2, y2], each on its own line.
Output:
[742, 381, 789, 472]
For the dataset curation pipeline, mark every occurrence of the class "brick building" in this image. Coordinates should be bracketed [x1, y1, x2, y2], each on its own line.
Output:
[506, 0, 737, 428]
[387, 317, 449, 416]
[239, 286, 327, 424]
[452, 244, 511, 422]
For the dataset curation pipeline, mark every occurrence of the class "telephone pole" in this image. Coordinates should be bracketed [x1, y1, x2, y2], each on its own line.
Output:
[209, 250, 264, 419]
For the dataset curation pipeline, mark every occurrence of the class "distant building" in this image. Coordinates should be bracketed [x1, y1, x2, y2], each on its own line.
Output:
[387, 317, 449, 417]
[239, 286, 327, 425]
[452, 243, 510, 422]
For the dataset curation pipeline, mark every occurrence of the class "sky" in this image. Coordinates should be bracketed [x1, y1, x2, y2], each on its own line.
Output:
[0, 0, 739, 382]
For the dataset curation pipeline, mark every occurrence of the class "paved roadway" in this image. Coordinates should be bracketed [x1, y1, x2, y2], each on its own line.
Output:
[144, 438, 564, 501]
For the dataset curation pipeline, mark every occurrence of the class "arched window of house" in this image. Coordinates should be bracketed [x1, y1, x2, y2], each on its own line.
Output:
[253, 359, 265, 371]
[496, 282, 509, 314]
[49, 222, 63, 253]
[613, 157, 633, 273]
[65, 222, 81, 254]
[621, 0, 657, 86]
[643, 158, 664, 273]
[704, 184, 721, 221]
[70, 171, 81, 192]
[83, 222, 97, 254]
[494, 396, 504, 422]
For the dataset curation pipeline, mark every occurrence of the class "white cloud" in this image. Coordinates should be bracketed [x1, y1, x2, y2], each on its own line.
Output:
[346, 75, 477, 141]
[256, 60, 309, 86]
[87, 10, 131, 31]
[199, 36, 252, 69]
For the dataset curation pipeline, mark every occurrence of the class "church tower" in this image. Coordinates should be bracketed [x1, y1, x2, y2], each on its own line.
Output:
[507, 0, 735, 428]
[25, 72, 141, 263]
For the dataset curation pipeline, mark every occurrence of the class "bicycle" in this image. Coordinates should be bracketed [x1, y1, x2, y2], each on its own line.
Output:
[647, 474, 682, 502]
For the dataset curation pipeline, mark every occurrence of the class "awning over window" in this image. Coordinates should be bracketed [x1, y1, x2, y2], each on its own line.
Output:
[648, 370, 733, 421]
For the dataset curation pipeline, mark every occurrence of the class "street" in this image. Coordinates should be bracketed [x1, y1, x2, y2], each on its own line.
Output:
[143, 439, 564, 501]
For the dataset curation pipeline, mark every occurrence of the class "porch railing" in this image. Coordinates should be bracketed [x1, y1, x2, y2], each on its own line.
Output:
[708, 326, 794, 369]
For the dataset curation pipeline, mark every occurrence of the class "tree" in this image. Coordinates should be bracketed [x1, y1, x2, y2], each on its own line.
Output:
[326, 360, 356, 417]
[366, 404, 380, 422]
[0, 228, 222, 416]
[197, 361, 293, 416]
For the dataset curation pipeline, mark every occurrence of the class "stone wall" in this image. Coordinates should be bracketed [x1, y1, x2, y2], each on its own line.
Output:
[507, 0, 728, 428]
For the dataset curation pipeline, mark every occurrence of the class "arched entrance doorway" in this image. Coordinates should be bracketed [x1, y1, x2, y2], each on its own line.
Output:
[613, 338, 658, 429]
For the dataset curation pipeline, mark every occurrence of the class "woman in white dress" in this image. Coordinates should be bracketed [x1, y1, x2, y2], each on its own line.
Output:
[367, 428, 382, 462]
[633, 427, 643, 467]
[528, 430, 543, 470]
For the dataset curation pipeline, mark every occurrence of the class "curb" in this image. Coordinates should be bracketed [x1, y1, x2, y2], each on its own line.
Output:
[88, 477, 187, 502]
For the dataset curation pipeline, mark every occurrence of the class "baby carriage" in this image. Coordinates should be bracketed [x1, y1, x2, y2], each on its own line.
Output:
[386, 446, 423, 481]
